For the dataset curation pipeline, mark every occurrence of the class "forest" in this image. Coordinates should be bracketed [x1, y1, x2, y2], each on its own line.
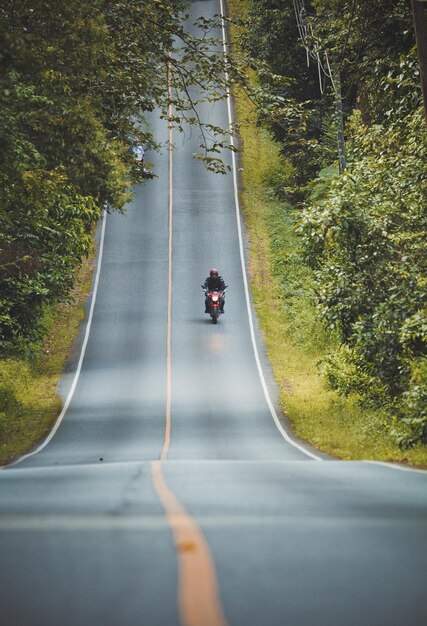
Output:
[238, 0, 427, 448]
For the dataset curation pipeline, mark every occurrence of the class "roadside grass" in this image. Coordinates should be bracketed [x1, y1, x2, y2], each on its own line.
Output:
[228, 0, 427, 466]
[0, 251, 95, 465]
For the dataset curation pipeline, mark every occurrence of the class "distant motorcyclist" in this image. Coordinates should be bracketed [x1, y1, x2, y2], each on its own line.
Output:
[203, 269, 226, 313]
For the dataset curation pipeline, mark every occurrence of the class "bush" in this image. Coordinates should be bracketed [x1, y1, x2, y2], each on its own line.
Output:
[299, 107, 427, 445]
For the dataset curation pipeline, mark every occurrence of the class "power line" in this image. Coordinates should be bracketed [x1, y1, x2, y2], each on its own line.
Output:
[291, 0, 347, 170]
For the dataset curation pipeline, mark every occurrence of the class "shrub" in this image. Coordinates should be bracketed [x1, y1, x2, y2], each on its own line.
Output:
[299, 107, 427, 444]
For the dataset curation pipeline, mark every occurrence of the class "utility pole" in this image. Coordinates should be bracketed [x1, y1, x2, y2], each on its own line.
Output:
[334, 67, 347, 172]
[411, 0, 427, 128]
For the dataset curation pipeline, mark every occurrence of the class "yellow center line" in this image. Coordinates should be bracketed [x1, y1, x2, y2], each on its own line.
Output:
[154, 60, 229, 626]
[151, 461, 229, 626]
[160, 62, 174, 461]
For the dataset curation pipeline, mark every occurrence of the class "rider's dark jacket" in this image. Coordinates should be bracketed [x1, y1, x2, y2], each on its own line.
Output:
[204, 275, 226, 291]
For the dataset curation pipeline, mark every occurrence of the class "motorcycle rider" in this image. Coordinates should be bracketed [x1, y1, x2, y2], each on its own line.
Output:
[203, 269, 226, 313]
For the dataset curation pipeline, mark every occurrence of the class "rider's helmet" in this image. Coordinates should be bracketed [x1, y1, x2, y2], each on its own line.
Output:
[210, 268, 219, 277]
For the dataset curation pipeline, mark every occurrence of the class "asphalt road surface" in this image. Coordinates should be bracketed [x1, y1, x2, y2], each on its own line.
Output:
[1, 2, 426, 625]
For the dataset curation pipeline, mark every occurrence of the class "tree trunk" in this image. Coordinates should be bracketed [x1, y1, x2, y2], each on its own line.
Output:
[411, 0, 427, 129]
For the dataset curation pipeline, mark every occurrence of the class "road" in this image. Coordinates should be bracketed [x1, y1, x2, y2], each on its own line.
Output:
[1, 2, 426, 625]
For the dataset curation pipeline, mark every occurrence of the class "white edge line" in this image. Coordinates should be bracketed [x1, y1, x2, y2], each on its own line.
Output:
[364, 461, 427, 475]
[4, 512, 406, 531]
[219, 1, 425, 473]
[219, 1, 320, 462]
[219, 6, 424, 474]
[6, 211, 108, 468]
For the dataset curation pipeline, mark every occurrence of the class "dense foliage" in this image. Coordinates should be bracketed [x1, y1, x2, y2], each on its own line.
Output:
[243, 0, 418, 192]
[0, 0, 238, 350]
[242, 0, 427, 445]
[300, 107, 427, 446]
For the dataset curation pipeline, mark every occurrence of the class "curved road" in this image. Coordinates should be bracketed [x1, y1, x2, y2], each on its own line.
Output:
[1, 2, 426, 625]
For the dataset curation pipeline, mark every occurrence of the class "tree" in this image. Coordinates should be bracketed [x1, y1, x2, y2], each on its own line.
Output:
[0, 0, 243, 349]
[411, 0, 427, 127]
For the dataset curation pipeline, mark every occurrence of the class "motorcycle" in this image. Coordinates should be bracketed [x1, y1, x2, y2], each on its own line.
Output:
[201, 286, 227, 324]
